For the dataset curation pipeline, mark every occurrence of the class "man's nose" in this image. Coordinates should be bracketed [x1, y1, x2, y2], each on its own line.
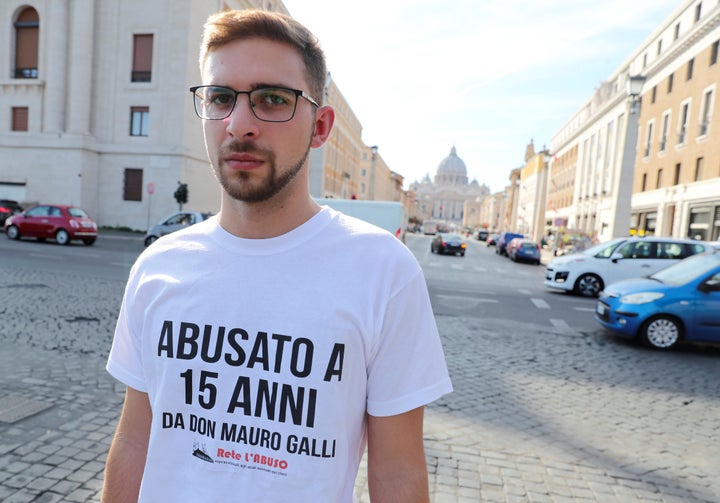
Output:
[225, 94, 260, 138]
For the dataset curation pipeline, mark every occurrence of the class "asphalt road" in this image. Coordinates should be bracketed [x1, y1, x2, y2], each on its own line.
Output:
[1, 230, 719, 502]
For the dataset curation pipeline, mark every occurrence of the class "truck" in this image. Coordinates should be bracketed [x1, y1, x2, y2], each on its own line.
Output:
[314, 198, 407, 241]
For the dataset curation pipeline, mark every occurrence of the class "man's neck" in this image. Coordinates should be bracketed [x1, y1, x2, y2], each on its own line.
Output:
[217, 190, 320, 239]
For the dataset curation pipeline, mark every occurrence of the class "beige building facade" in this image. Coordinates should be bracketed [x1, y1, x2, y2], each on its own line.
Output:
[1, 0, 402, 232]
[548, 0, 720, 243]
[630, 0, 720, 241]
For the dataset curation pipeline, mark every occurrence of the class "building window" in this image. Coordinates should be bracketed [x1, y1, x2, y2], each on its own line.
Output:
[656, 168, 663, 189]
[695, 157, 703, 181]
[643, 53, 648, 68]
[687, 58, 694, 80]
[123, 168, 143, 201]
[132, 34, 153, 82]
[699, 89, 712, 136]
[14, 7, 39, 79]
[667, 73, 674, 93]
[695, 2, 702, 22]
[644, 122, 653, 157]
[657, 39, 663, 55]
[641, 173, 647, 191]
[651, 86, 657, 103]
[712, 40, 719, 66]
[12, 107, 29, 131]
[674, 163, 681, 185]
[660, 113, 670, 151]
[678, 102, 689, 143]
[130, 107, 149, 136]
[674, 23, 680, 41]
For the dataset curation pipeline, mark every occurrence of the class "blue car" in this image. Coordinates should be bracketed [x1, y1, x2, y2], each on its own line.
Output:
[509, 239, 542, 265]
[595, 252, 720, 350]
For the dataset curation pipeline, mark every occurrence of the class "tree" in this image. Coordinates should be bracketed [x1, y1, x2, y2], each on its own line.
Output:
[174, 182, 188, 210]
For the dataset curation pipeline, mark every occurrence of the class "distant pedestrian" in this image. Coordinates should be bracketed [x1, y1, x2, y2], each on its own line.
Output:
[102, 9, 451, 503]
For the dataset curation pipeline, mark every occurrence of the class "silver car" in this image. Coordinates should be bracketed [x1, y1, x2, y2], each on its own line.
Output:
[144, 211, 212, 246]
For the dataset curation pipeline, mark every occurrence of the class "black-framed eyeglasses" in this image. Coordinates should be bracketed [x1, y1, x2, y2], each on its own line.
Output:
[189, 85, 319, 122]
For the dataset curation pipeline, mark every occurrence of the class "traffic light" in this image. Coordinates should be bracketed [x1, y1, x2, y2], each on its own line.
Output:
[174, 182, 188, 210]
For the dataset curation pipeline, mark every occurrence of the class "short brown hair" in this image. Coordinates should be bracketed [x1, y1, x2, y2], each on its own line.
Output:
[199, 10, 327, 105]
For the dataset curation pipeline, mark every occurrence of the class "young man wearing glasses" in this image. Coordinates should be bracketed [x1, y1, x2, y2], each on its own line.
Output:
[103, 9, 451, 503]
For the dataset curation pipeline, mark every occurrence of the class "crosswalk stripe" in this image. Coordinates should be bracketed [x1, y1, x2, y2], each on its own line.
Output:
[531, 298, 550, 309]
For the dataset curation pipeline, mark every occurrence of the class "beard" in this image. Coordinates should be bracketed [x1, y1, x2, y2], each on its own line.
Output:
[214, 137, 312, 203]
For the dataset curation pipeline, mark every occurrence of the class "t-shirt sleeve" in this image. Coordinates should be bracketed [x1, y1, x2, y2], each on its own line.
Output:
[106, 279, 148, 392]
[366, 270, 452, 417]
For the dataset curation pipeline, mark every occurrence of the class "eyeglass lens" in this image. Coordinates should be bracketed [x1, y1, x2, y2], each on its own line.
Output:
[193, 86, 299, 121]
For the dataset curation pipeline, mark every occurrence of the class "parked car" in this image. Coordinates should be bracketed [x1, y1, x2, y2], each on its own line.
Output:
[0, 199, 23, 225]
[544, 236, 713, 297]
[476, 229, 489, 241]
[509, 239, 542, 265]
[145, 211, 213, 246]
[495, 231, 524, 256]
[5, 204, 98, 245]
[505, 237, 522, 258]
[595, 252, 720, 350]
[486, 233, 499, 247]
[430, 232, 466, 256]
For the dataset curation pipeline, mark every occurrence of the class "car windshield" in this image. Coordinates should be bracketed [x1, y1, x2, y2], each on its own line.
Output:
[443, 234, 463, 241]
[650, 253, 720, 286]
[583, 238, 627, 258]
[521, 242, 537, 249]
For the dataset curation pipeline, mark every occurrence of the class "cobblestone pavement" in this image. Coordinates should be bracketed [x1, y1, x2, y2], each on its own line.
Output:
[1, 265, 719, 502]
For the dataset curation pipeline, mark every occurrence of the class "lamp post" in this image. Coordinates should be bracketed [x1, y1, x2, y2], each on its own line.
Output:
[626, 74, 645, 115]
[369, 145, 378, 200]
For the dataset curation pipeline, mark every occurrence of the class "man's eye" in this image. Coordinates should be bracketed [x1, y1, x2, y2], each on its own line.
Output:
[209, 93, 234, 106]
[256, 90, 293, 106]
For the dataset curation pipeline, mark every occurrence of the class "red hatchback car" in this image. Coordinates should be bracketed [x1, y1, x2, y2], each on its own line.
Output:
[5, 204, 98, 245]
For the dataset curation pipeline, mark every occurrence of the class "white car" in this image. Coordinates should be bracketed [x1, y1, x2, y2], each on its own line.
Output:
[544, 236, 713, 297]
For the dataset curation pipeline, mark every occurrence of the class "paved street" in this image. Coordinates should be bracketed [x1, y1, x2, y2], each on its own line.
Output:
[1, 235, 719, 502]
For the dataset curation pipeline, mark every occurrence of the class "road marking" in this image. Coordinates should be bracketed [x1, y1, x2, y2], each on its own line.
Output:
[574, 307, 597, 312]
[29, 254, 62, 260]
[550, 318, 572, 331]
[531, 298, 550, 309]
[518, 289, 531, 295]
[436, 294, 497, 309]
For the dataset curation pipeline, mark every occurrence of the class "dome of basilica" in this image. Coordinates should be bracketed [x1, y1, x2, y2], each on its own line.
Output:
[437, 146, 467, 176]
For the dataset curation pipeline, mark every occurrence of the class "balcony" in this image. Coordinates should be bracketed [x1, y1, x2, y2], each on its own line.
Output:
[131, 71, 152, 82]
[14, 67, 38, 79]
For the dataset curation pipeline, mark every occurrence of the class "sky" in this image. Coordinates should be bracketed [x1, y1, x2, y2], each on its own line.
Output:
[282, 0, 683, 193]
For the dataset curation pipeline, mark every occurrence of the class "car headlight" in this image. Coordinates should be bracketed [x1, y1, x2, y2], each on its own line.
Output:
[619, 292, 664, 304]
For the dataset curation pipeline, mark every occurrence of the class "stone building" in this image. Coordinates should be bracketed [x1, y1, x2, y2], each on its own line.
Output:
[409, 146, 489, 227]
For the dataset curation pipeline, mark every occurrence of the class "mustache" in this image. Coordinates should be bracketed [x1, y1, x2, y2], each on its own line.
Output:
[220, 139, 264, 155]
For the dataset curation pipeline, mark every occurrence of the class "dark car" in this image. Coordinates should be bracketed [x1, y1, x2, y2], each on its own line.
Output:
[431, 232, 467, 256]
[0, 199, 23, 225]
[5, 204, 98, 245]
[496, 231, 524, 256]
[477, 229, 489, 241]
[509, 239, 542, 265]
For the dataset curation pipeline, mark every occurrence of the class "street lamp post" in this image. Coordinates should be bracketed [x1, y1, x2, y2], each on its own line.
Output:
[369, 145, 378, 200]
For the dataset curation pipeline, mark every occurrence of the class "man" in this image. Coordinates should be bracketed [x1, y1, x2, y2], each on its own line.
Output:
[103, 9, 451, 503]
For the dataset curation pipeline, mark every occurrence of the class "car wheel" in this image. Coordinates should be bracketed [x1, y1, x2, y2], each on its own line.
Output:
[7, 225, 20, 240]
[460, 252, 465, 257]
[641, 315, 682, 350]
[574, 273, 603, 297]
[430, 244, 434, 253]
[56, 229, 71, 245]
[82, 238, 96, 246]
[145, 235, 159, 247]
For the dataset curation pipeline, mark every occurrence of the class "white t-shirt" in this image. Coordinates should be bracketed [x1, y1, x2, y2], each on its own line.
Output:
[107, 207, 452, 502]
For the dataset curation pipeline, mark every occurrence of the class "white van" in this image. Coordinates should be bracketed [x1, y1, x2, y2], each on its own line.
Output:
[544, 236, 713, 297]
[314, 198, 407, 241]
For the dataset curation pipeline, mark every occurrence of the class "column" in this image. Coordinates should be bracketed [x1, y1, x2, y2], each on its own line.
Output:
[67, 0, 94, 135]
[41, 0, 68, 133]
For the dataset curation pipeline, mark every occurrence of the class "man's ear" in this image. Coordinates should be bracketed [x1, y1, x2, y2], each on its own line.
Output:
[311, 106, 335, 148]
